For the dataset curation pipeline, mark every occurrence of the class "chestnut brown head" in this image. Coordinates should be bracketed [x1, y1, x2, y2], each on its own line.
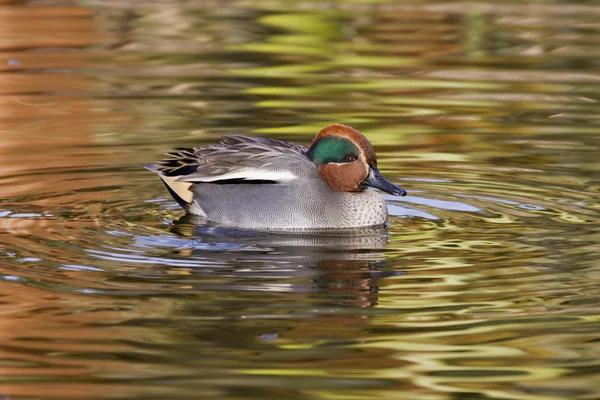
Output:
[307, 124, 406, 196]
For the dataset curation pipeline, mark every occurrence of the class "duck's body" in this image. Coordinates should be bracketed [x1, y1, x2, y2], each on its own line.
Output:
[190, 176, 388, 230]
[146, 124, 406, 230]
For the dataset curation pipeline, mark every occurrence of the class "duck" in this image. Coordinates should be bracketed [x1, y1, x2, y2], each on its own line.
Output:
[145, 124, 407, 230]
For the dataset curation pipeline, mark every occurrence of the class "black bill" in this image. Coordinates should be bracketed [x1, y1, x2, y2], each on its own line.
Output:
[361, 167, 407, 196]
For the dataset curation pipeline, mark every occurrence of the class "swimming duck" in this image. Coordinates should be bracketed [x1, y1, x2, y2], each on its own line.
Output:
[145, 124, 406, 230]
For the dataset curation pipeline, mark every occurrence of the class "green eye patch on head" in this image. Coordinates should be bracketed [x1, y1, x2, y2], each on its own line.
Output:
[307, 136, 360, 165]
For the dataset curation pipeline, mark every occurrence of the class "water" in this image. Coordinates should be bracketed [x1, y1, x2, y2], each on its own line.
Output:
[1, 1, 599, 399]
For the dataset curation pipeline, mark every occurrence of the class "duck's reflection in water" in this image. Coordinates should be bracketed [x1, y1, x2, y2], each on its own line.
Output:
[167, 215, 403, 308]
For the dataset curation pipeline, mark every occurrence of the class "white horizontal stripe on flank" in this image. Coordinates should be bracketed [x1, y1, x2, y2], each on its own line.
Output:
[178, 169, 297, 183]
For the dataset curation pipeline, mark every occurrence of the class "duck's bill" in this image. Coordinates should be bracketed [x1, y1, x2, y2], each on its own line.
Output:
[362, 167, 407, 196]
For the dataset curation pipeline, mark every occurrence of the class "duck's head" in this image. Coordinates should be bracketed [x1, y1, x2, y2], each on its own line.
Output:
[307, 124, 407, 196]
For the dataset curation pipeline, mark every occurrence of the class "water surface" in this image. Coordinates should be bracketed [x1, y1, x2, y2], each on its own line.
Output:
[1, 1, 599, 399]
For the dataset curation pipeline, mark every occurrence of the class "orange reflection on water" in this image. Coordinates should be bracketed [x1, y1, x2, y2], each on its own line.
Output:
[0, 280, 169, 399]
[0, 5, 135, 204]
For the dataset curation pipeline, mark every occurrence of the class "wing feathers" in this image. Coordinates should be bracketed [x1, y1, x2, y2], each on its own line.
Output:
[148, 135, 308, 186]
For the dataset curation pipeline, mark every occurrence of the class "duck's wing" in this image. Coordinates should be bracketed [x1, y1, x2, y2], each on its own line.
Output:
[145, 136, 311, 209]
[218, 135, 308, 155]
[159, 135, 310, 182]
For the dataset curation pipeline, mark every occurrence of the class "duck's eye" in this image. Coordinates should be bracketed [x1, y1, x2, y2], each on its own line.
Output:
[344, 154, 358, 162]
